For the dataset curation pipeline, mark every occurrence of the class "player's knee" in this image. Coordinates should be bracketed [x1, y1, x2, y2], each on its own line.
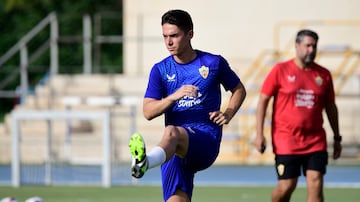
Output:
[273, 186, 294, 202]
[277, 181, 297, 197]
[164, 125, 181, 140]
[306, 171, 323, 188]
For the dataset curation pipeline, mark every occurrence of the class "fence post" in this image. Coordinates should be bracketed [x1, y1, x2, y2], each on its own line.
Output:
[83, 14, 92, 74]
[20, 44, 29, 105]
[50, 13, 59, 75]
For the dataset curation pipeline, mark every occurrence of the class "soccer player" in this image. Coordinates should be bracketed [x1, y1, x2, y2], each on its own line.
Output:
[129, 9, 246, 202]
[254, 29, 342, 202]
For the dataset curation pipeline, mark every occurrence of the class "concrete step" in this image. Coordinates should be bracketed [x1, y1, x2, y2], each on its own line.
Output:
[2, 73, 359, 165]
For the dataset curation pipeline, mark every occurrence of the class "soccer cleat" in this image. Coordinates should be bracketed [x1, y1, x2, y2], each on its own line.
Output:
[129, 132, 148, 178]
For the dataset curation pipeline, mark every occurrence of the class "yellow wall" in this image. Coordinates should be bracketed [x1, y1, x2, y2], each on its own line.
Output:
[122, 1, 360, 160]
[123, 0, 360, 76]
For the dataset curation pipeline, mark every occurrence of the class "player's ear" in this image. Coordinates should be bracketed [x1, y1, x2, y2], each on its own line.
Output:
[187, 29, 194, 39]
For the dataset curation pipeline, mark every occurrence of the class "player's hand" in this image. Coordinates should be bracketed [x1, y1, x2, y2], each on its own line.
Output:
[169, 85, 198, 101]
[333, 141, 342, 160]
[253, 135, 266, 154]
[209, 111, 229, 125]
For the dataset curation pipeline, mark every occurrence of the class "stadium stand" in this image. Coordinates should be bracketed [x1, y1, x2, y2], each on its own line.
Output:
[1, 13, 360, 170]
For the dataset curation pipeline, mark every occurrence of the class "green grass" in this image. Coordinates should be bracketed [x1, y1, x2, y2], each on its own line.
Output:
[1, 185, 359, 202]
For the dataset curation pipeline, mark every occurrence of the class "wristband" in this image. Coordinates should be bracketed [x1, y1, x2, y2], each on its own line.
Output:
[334, 135, 342, 142]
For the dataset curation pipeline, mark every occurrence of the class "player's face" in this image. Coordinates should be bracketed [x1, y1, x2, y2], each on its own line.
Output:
[295, 35, 317, 66]
[162, 23, 193, 56]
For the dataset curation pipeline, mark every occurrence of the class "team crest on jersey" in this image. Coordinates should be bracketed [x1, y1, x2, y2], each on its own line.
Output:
[277, 164, 285, 176]
[315, 76, 323, 86]
[199, 65, 209, 79]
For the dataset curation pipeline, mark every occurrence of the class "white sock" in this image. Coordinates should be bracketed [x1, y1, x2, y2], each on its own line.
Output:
[147, 146, 166, 169]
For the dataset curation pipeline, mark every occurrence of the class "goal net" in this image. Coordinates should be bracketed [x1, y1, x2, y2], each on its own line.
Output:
[11, 110, 112, 187]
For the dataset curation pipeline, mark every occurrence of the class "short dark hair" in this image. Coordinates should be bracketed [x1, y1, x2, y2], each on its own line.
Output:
[295, 29, 319, 43]
[161, 9, 193, 33]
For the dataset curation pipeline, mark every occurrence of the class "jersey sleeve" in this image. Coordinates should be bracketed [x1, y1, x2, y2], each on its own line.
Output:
[218, 56, 240, 91]
[144, 65, 163, 100]
[261, 64, 280, 97]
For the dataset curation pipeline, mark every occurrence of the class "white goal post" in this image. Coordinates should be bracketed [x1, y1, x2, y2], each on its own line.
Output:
[11, 110, 111, 187]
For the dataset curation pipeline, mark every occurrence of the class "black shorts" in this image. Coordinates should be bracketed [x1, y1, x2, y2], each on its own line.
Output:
[274, 151, 328, 179]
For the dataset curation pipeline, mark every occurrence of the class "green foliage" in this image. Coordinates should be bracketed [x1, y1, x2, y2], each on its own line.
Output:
[0, 0, 123, 119]
[0, 0, 122, 72]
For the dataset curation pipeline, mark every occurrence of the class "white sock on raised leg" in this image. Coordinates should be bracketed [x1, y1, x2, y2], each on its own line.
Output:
[147, 146, 166, 169]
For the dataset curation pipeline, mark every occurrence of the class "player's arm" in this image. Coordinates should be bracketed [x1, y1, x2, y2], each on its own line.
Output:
[254, 93, 271, 153]
[325, 102, 340, 138]
[143, 84, 198, 120]
[325, 102, 342, 159]
[209, 81, 246, 125]
[143, 97, 174, 120]
[224, 82, 246, 121]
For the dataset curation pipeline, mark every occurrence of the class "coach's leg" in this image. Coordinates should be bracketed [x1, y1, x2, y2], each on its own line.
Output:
[272, 178, 297, 202]
[306, 170, 324, 202]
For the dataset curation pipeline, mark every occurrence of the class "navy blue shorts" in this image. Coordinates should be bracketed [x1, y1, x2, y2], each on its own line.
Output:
[160, 125, 221, 201]
[274, 151, 328, 179]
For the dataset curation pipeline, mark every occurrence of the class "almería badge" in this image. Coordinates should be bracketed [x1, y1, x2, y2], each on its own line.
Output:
[277, 164, 285, 176]
[315, 76, 323, 86]
[199, 65, 209, 79]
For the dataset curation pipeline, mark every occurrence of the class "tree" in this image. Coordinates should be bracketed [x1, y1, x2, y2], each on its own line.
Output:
[0, 0, 123, 121]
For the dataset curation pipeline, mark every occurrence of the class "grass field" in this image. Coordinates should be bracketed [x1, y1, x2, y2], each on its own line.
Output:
[1, 185, 359, 202]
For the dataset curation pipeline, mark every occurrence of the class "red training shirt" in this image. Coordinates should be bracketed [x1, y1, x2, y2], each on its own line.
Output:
[261, 59, 335, 155]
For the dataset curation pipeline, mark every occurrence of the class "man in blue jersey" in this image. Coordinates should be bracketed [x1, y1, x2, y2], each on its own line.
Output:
[129, 9, 246, 202]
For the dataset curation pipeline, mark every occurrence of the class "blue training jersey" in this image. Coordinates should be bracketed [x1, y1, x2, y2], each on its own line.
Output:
[144, 50, 240, 127]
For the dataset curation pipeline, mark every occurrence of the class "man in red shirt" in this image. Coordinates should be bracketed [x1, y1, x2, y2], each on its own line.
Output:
[254, 29, 342, 202]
